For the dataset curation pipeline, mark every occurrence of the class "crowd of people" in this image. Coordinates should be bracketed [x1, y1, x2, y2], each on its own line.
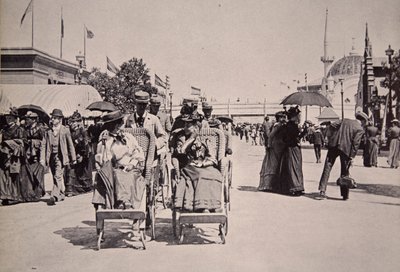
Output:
[254, 107, 400, 200]
[1, 93, 399, 206]
[0, 92, 230, 213]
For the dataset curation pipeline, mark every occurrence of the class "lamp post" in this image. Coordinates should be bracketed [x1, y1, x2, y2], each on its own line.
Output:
[327, 75, 344, 119]
[385, 44, 394, 124]
[340, 79, 344, 119]
[169, 90, 173, 118]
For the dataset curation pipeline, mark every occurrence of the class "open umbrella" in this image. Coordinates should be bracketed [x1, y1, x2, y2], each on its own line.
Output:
[280, 92, 332, 107]
[86, 101, 117, 112]
[17, 104, 50, 124]
[216, 116, 233, 124]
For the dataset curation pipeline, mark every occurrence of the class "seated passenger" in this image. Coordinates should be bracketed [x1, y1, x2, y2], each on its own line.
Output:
[170, 113, 223, 213]
[92, 110, 146, 210]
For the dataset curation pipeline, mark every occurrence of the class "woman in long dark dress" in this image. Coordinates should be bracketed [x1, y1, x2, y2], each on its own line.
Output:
[363, 121, 379, 167]
[279, 106, 307, 196]
[65, 112, 93, 196]
[20, 111, 45, 201]
[0, 109, 26, 204]
[258, 111, 287, 192]
[387, 119, 400, 168]
[171, 113, 223, 212]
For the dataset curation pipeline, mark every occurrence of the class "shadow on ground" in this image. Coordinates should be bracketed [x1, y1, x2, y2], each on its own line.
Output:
[54, 220, 146, 250]
[326, 182, 400, 198]
[237, 185, 259, 192]
[55, 217, 225, 250]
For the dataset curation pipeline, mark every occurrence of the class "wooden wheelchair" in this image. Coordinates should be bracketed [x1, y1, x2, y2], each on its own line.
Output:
[170, 128, 229, 244]
[94, 128, 156, 250]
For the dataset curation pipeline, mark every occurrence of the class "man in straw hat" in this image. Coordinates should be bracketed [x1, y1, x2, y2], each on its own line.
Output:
[387, 119, 400, 168]
[149, 95, 172, 134]
[317, 111, 368, 200]
[125, 91, 166, 153]
[40, 109, 76, 205]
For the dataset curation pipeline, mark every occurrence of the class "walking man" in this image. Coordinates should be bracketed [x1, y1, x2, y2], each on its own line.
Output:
[318, 112, 368, 200]
[40, 109, 76, 205]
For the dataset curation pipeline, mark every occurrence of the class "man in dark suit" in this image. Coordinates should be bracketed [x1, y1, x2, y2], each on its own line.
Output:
[318, 112, 368, 200]
[40, 109, 76, 205]
[262, 116, 273, 152]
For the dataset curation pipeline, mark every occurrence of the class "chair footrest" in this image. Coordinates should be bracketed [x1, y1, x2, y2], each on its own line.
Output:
[179, 213, 227, 224]
[96, 210, 146, 221]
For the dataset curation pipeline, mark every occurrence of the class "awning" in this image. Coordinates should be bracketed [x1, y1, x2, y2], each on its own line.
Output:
[316, 107, 340, 123]
[0, 84, 102, 117]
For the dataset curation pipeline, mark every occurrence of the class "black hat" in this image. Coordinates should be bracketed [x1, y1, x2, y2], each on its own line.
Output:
[7, 107, 19, 117]
[287, 106, 301, 118]
[69, 111, 82, 122]
[102, 110, 124, 123]
[181, 113, 202, 122]
[50, 109, 64, 118]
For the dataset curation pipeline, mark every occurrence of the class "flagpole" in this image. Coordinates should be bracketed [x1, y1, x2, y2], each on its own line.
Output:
[84, 25, 86, 67]
[60, 7, 63, 59]
[31, 0, 34, 48]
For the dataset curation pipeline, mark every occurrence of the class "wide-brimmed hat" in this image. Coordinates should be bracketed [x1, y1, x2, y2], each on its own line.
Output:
[150, 95, 162, 106]
[355, 111, 369, 122]
[181, 113, 202, 122]
[102, 110, 124, 123]
[182, 96, 199, 106]
[69, 111, 82, 122]
[25, 111, 38, 118]
[287, 106, 301, 118]
[202, 101, 213, 110]
[391, 119, 400, 125]
[50, 109, 64, 118]
[135, 91, 150, 104]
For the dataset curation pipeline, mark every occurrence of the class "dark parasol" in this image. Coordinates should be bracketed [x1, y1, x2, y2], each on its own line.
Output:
[280, 92, 332, 107]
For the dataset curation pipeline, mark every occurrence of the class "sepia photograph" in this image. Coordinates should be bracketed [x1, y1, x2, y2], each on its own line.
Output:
[0, 0, 399, 271]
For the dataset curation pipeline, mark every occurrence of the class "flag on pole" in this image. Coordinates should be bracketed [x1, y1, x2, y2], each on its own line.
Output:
[155, 74, 167, 89]
[20, 0, 33, 26]
[106, 57, 119, 74]
[86, 27, 94, 39]
[191, 86, 201, 96]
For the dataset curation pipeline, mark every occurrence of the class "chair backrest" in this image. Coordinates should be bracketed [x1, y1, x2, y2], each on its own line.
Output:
[223, 130, 232, 155]
[122, 127, 155, 182]
[198, 128, 225, 162]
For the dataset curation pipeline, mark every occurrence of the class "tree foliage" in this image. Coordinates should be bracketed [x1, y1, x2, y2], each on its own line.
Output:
[381, 49, 400, 118]
[87, 57, 159, 113]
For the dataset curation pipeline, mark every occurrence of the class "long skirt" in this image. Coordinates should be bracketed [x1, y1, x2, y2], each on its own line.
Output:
[387, 138, 400, 168]
[92, 161, 146, 209]
[279, 146, 304, 194]
[0, 169, 22, 202]
[174, 165, 222, 211]
[363, 138, 378, 167]
[65, 158, 93, 195]
[20, 161, 45, 202]
[259, 147, 284, 192]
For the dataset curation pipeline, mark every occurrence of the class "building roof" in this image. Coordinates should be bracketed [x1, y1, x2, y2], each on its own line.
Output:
[0, 84, 102, 116]
[316, 107, 339, 121]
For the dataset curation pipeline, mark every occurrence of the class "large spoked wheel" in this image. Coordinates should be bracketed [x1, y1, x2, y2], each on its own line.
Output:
[219, 223, 226, 244]
[147, 175, 157, 240]
[161, 162, 171, 209]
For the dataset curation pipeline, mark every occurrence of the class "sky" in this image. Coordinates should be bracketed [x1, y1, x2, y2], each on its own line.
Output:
[1, 0, 400, 104]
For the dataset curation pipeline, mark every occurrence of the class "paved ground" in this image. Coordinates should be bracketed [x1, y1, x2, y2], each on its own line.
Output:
[0, 137, 399, 272]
